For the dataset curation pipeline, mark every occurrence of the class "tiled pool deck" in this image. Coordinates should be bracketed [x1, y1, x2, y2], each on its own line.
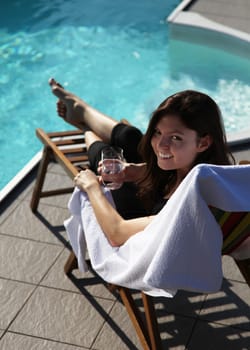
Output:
[170, 0, 250, 34]
[1, 1, 250, 349]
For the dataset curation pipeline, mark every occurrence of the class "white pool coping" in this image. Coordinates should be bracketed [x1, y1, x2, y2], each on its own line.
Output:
[167, 0, 250, 59]
[166, 0, 250, 145]
[227, 129, 250, 146]
[0, 151, 42, 203]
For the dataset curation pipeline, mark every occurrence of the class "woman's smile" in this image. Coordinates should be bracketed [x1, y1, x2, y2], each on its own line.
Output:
[151, 115, 211, 174]
[158, 152, 173, 159]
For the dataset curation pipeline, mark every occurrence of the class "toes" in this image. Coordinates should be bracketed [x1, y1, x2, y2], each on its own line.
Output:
[56, 100, 67, 118]
[48, 77, 55, 85]
[49, 77, 66, 99]
[49, 77, 61, 87]
[50, 84, 66, 100]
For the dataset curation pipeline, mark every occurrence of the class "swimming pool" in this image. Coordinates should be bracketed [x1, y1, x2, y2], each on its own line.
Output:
[0, 0, 250, 194]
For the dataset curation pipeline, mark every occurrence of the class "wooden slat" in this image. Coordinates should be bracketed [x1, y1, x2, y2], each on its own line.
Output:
[39, 188, 74, 197]
[54, 138, 86, 147]
[47, 129, 84, 138]
[62, 147, 87, 155]
[67, 155, 89, 163]
[36, 128, 80, 178]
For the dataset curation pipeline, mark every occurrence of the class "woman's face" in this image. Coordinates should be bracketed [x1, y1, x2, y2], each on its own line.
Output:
[150, 115, 210, 177]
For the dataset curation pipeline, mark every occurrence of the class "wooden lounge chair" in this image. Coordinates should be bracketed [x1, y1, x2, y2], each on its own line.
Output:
[30, 128, 250, 350]
[30, 127, 162, 350]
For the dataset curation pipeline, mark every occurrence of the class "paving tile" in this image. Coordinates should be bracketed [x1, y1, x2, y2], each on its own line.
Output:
[188, 0, 250, 33]
[0, 332, 87, 350]
[191, 1, 249, 17]
[9, 286, 114, 348]
[14, 168, 40, 202]
[0, 330, 5, 338]
[222, 255, 245, 282]
[41, 248, 116, 300]
[18, 178, 39, 202]
[0, 199, 19, 225]
[199, 280, 250, 330]
[233, 149, 250, 164]
[0, 201, 69, 245]
[157, 315, 196, 350]
[0, 168, 37, 208]
[39, 192, 72, 209]
[187, 319, 250, 350]
[37, 192, 72, 210]
[94, 298, 196, 350]
[31, 172, 73, 209]
[0, 234, 62, 283]
[210, 17, 250, 33]
[93, 299, 144, 350]
[49, 162, 72, 175]
[152, 289, 206, 318]
[14, 163, 55, 203]
[0, 279, 35, 329]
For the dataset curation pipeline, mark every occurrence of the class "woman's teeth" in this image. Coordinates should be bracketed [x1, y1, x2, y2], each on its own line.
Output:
[159, 152, 173, 159]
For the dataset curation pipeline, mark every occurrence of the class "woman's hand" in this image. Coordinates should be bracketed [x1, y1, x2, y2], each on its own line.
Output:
[98, 160, 126, 186]
[97, 161, 147, 184]
[74, 169, 101, 192]
[74, 167, 153, 247]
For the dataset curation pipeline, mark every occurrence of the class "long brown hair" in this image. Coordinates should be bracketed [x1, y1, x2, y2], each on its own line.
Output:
[137, 90, 235, 208]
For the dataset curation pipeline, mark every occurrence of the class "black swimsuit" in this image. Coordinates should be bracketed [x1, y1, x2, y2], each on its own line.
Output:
[151, 198, 168, 215]
[87, 123, 168, 219]
[88, 123, 146, 219]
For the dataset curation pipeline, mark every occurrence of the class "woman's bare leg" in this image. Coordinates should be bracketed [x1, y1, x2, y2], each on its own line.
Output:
[49, 78, 118, 143]
[85, 130, 103, 150]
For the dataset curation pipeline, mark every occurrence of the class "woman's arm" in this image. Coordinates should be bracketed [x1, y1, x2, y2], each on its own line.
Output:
[74, 169, 153, 247]
[123, 162, 147, 182]
[98, 161, 147, 185]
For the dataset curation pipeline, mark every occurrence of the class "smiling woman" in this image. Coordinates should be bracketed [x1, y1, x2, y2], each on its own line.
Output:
[150, 115, 211, 173]
[71, 90, 234, 247]
[0, 0, 249, 197]
[135, 90, 234, 211]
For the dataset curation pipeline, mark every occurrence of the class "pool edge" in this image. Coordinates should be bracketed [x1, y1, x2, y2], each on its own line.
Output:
[227, 129, 250, 146]
[167, 0, 250, 58]
[0, 151, 42, 203]
[167, 0, 250, 145]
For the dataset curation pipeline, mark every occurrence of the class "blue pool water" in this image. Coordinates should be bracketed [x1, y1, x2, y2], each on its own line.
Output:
[0, 0, 250, 191]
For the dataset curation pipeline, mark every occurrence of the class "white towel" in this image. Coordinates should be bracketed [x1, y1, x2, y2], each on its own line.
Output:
[64, 164, 250, 297]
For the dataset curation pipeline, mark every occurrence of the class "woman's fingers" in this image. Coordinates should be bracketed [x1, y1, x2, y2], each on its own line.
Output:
[74, 169, 100, 190]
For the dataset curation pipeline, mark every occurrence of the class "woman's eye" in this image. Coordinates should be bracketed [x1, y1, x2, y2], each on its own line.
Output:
[171, 135, 182, 141]
[153, 129, 161, 136]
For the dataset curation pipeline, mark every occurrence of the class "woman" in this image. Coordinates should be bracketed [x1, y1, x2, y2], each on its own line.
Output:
[50, 78, 147, 219]
[49, 79, 234, 246]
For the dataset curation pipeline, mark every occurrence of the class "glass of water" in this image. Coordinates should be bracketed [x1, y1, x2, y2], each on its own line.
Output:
[101, 146, 125, 190]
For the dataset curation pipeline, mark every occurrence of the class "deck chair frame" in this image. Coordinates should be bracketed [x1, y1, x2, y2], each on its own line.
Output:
[31, 128, 250, 349]
[30, 127, 162, 350]
[30, 128, 89, 212]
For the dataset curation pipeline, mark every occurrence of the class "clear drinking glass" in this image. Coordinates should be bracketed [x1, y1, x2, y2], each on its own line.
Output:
[101, 146, 125, 190]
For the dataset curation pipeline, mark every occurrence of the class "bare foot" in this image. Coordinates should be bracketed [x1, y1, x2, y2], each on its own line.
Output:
[49, 78, 87, 129]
